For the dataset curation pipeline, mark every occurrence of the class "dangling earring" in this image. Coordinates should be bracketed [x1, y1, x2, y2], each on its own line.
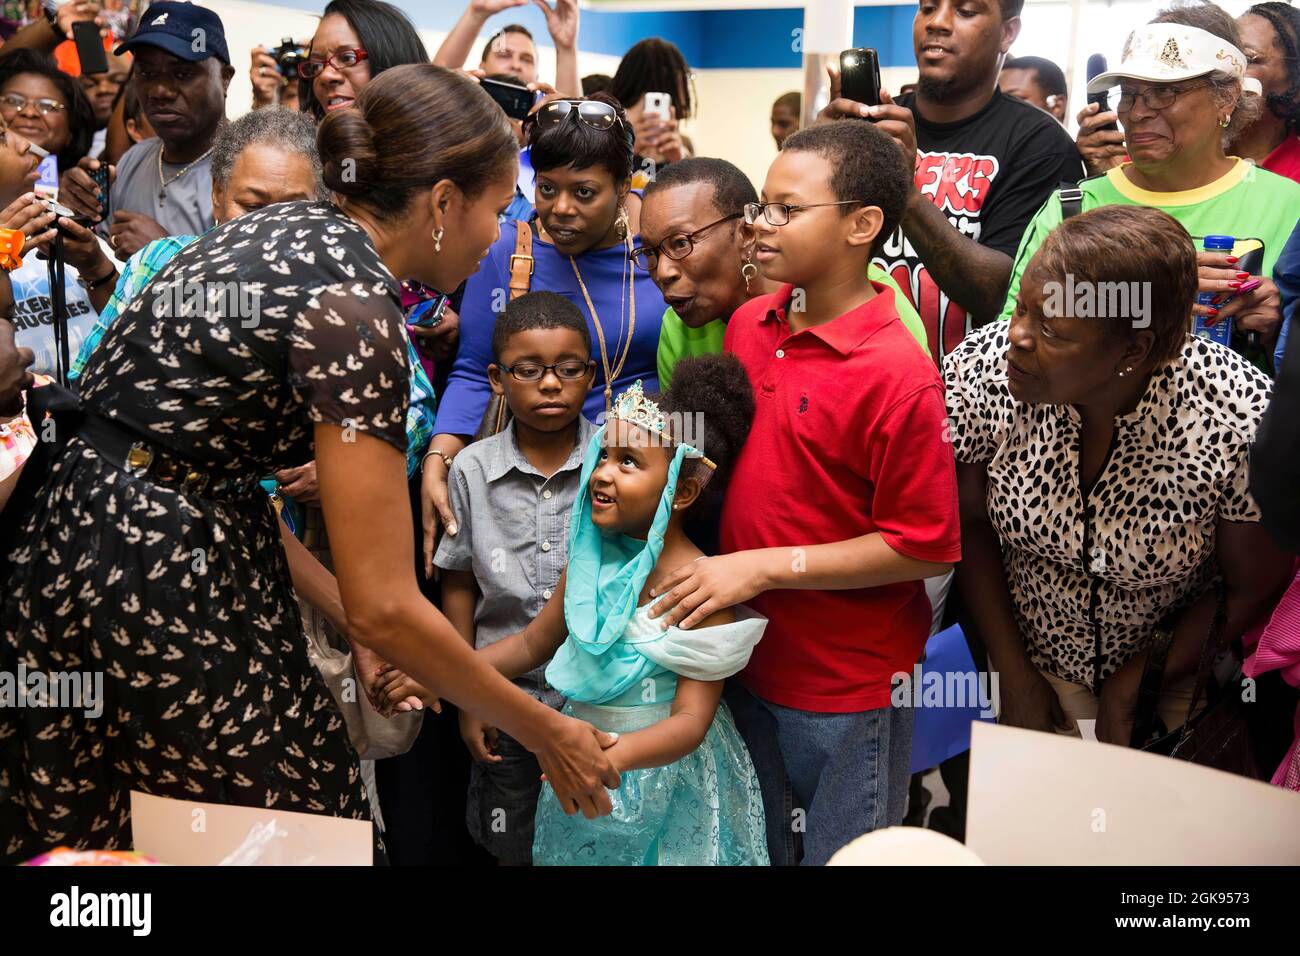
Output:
[615, 205, 629, 242]
[432, 227, 444, 254]
[741, 259, 759, 293]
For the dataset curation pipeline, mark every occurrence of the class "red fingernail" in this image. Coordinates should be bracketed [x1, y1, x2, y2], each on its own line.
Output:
[1225, 256, 1238, 264]
[1235, 271, 1249, 279]
[1228, 281, 1242, 290]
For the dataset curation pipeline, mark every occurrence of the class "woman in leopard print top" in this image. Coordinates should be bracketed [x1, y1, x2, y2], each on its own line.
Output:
[946, 206, 1291, 748]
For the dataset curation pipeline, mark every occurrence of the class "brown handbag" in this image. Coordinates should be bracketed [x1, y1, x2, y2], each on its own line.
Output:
[473, 220, 535, 441]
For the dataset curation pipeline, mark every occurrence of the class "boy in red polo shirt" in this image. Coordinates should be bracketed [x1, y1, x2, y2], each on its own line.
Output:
[647, 121, 961, 865]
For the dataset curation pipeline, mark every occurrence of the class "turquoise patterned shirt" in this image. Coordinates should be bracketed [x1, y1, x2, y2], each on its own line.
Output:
[69, 234, 437, 476]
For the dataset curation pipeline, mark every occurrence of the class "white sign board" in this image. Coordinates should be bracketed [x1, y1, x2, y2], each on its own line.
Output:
[967, 722, 1300, 865]
[130, 791, 372, 866]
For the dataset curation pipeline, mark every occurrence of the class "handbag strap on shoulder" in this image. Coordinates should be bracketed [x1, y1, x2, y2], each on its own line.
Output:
[508, 219, 534, 301]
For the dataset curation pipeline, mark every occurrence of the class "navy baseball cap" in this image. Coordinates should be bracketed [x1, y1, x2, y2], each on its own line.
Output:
[115, 2, 230, 65]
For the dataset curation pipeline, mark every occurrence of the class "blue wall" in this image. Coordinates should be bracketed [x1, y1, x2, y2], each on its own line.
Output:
[272, 2, 920, 69]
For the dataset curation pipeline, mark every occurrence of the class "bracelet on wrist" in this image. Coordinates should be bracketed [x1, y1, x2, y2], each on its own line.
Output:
[84, 263, 118, 291]
[423, 448, 454, 472]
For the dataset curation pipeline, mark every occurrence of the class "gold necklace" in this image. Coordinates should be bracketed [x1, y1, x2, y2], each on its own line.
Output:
[569, 235, 635, 414]
[157, 145, 214, 204]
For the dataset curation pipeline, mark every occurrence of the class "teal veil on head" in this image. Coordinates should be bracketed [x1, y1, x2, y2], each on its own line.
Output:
[545, 374, 725, 703]
[544, 422, 696, 703]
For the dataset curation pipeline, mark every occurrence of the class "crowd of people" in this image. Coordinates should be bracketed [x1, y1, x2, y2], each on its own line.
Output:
[0, 0, 1296, 867]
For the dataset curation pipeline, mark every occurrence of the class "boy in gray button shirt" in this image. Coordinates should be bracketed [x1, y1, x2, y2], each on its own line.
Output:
[434, 292, 597, 865]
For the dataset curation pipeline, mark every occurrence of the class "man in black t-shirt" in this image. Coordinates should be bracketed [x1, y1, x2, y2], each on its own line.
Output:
[823, 0, 1083, 361]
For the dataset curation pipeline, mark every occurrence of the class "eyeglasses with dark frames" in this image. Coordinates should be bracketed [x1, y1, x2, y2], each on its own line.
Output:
[743, 200, 866, 226]
[497, 360, 595, 383]
[630, 212, 743, 272]
[298, 47, 369, 79]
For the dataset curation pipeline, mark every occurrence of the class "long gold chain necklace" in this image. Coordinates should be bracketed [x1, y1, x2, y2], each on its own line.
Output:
[157, 145, 214, 204]
[569, 234, 635, 414]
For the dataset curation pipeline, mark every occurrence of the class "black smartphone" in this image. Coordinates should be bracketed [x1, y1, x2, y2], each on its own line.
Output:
[1086, 89, 1119, 133]
[481, 77, 535, 122]
[839, 48, 881, 111]
[408, 293, 448, 330]
[1085, 53, 1119, 133]
[91, 163, 110, 222]
[72, 21, 109, 76]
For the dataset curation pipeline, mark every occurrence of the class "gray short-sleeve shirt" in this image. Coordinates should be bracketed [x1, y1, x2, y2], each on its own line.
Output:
[435, 417, 598, 700]
[110, 137, 214, 238]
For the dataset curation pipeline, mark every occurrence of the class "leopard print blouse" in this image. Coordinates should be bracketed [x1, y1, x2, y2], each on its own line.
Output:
[944, 323, 1273, 689]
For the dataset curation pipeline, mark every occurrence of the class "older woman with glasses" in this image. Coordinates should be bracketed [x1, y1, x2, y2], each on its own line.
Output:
[636, 156, 929, 392]
[1005, 5, 1300, 374]
[0, 50, 95, 174]
[422, 92, 666, 576]
[0, 60, 105, 380]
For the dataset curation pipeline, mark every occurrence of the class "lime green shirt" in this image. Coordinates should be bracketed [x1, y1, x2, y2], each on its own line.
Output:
[999, 160, 1300, 324]
[656, 264, 930, 388]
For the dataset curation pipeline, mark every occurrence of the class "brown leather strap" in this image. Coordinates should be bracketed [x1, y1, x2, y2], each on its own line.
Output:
[508, 220, 534, 301]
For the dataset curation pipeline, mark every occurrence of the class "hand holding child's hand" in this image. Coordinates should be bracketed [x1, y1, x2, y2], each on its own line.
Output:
[372, 663, 442, 716]
[647, 551, 770, 629]
[458, 709, 502, 764]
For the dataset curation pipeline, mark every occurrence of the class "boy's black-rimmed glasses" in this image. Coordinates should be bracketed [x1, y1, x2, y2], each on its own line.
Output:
[498, 360, 595, 382]
[743, 200, 866, 226]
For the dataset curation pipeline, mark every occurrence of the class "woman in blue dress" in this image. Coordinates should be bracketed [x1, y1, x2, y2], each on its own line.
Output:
[420, 92, 666, 577]
[473, 355, 769, 865]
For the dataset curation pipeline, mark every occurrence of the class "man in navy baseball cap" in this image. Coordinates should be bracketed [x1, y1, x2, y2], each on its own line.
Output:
[114, 0, 231, 65]
[83, 2, 237, 258]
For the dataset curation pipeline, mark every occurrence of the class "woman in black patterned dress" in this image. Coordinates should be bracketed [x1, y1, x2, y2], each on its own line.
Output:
[0, 65, 620, 862]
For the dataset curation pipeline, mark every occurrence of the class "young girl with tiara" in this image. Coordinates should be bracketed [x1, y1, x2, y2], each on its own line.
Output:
[474, 353, 769, 866]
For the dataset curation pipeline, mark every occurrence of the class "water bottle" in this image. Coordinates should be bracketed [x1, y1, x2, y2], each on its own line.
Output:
[1194, 235, 1235, 347]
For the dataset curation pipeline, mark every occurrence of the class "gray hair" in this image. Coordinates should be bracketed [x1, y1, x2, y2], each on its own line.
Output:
[211, 106, 326, 199]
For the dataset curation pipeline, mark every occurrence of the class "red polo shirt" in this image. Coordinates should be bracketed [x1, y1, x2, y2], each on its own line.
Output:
[721, 282, 961, 712]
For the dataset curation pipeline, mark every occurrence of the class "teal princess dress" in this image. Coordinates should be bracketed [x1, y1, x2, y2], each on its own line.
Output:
[532, 425, 770, 866]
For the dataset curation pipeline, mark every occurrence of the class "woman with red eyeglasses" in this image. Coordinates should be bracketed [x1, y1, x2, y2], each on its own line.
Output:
[298, 0, 429, 120]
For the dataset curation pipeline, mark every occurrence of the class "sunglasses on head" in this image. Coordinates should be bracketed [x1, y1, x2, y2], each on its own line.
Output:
[529, 99, 626, 134]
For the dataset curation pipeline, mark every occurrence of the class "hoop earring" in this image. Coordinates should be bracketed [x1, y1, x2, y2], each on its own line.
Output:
[432, 227, 444, 254]
[615, 205, 629, 241]
[741, 260, 759, 293]
[1220, 115, 1230, 128]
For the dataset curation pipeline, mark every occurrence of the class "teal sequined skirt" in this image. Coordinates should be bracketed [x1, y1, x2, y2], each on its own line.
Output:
[532, 699, 769, 866]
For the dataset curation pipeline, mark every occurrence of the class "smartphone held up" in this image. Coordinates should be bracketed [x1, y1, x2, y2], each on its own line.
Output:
[642, 92, 672, 122]
[481, 78, 538, 122]
[839, 48, 882, 114]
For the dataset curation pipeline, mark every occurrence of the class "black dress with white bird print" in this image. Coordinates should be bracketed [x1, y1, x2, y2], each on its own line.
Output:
[0, 201, 409, 862]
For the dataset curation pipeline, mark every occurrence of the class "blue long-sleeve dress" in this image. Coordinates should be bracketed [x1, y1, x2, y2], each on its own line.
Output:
[433, 219, 665, 436]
